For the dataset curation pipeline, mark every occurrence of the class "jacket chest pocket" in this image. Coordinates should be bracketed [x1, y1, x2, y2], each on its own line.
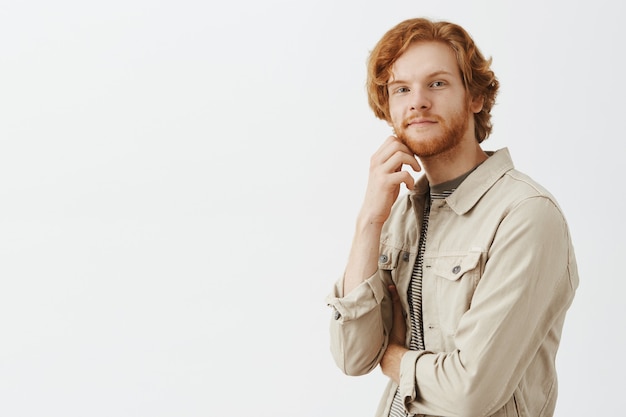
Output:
[424, 250, 483, 337]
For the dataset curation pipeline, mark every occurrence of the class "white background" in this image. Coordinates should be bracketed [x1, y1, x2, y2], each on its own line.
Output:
[1, 0, 623, 416]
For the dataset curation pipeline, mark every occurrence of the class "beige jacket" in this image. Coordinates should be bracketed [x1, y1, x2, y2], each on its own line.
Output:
[326, 148, 579, 417]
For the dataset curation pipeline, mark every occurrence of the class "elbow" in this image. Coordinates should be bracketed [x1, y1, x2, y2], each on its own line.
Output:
[329, 308, 387, 377]
[342, 363, 376, 377]
[331, 342, 381, 377]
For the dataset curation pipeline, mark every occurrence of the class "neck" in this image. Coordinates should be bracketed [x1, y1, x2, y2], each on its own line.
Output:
[420, 139, 488, 185]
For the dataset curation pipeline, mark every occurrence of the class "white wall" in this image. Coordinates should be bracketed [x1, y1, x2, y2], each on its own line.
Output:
[0, 0, 623, 415]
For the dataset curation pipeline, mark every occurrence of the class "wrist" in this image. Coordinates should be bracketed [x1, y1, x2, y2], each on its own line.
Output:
[356, 210, 387, 229]
[381, 343, 408, 384]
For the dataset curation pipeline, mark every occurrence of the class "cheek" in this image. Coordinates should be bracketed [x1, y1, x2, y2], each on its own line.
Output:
[388, 113, 402, 130]
[388, 99, 404, 122]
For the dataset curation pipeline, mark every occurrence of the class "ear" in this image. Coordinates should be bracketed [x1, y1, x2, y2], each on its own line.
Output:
[470, 95, 484, 114]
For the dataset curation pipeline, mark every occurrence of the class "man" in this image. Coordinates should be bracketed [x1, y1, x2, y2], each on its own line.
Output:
[326, 17, 578, 417]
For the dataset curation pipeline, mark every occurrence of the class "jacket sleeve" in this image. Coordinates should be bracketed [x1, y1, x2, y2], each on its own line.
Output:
[399, 196, 579, 416]
[326, 270, 394, 376]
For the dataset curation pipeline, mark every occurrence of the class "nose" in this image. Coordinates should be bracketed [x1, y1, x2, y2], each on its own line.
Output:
[409, 87, 431, 111]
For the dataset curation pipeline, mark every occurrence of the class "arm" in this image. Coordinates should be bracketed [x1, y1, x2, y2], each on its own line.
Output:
[343, 136, 421, 294]
[327, 136, 420, 376]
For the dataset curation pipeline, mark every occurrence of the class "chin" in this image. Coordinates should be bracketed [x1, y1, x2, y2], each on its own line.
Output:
[403, 135, 461, 158]
[398, 134, 438, 156]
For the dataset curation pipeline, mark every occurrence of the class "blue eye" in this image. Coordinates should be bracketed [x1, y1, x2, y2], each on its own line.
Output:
[431, 81, 445, 88]
[396, 87, 409, 94]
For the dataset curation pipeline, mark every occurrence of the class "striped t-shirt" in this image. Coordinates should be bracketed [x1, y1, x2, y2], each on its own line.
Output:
[389, 168, 476, 417]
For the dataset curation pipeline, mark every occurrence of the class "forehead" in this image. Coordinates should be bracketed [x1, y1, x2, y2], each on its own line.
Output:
[389, 41, 461, 82]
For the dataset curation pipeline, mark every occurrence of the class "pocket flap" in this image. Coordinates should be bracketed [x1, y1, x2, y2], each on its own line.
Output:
[431, 251, 481, 281]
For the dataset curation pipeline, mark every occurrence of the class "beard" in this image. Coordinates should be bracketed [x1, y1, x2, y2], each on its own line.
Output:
[394, 107, 471, 157]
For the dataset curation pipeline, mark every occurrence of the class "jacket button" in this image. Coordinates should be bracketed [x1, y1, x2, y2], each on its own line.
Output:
[333, 310, 341, 320]
[379, 254, 389, 263]
[452, 265, 461, 274]
[402, 252, 410, 261]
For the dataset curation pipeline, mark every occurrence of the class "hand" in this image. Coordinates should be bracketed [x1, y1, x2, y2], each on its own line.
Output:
[360, 136, 421, 226]
[380, 284, 409, 384]
[387, 284, 406, 346]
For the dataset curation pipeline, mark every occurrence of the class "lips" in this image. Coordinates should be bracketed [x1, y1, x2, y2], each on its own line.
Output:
[406, 118, 437, 127]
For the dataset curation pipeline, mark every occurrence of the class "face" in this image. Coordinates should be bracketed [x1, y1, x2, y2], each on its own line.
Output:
[387, 41, 482, 157]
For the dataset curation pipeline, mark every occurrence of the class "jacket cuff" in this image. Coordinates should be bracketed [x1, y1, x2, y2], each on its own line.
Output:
[325, 273, 386, 322]
[399, 349, 431, 409]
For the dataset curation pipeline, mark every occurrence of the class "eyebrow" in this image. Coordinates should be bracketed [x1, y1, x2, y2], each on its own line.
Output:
[387, 70, 456, 87]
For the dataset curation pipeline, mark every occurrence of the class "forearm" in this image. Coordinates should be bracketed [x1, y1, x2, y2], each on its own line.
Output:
[380, 343, 408, 385]
[343, 214, 384, 295]
[327, 276, 391, 376]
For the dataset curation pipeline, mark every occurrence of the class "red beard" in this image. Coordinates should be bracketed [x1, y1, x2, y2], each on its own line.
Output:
[394, 107, 471, 157]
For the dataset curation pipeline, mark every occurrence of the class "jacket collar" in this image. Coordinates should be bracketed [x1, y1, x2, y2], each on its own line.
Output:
[411, 148, 515, 215]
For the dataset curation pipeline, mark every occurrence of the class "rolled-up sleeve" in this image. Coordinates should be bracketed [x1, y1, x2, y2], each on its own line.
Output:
[326, 271, 392, 376]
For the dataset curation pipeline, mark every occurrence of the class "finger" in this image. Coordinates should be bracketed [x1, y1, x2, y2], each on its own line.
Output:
[372, 140, 421, 174]
[408, 156, 422, 173]
[371, 136, 415, 166]
[388, 284, 401, 303]
[381, 151, 421, 176]
[386, 171, 415, 191]
[389, 136, 422, 172]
